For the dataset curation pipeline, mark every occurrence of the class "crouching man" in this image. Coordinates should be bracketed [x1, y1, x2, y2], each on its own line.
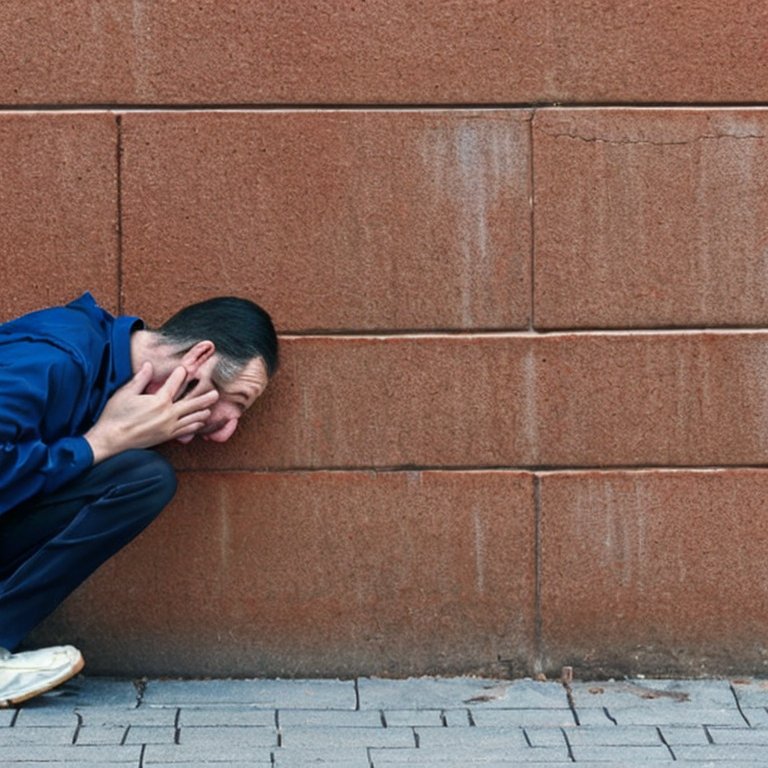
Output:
[0, 292, 278, 706]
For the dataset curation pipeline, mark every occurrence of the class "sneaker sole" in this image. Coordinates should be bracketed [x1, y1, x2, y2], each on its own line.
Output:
[0, 651, 85, 708]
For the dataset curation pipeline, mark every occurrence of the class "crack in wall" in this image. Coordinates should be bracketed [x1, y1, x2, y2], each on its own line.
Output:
[535, 129, 765, 146]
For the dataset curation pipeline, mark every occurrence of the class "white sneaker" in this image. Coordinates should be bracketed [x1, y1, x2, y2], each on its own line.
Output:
[0, 645, 84, 707]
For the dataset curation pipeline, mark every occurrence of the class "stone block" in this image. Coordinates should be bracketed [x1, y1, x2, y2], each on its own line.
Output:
[121, 110, 531, 332]
[156, 332, 768, 472]
[542, 472, 768, 675]
[534, 109, 768, 329]
[2, 3, 767, 103]
[0, 114, 118, 319]
[33, 471, 535, 677]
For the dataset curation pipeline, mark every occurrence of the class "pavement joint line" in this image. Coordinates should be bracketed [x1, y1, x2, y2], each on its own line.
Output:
[523, 728, 533, 747]
[560, 726, 575, 762]
[71, 712, 82, 745]
[730, 682, 753, 727]
[656, 724, 676, 759]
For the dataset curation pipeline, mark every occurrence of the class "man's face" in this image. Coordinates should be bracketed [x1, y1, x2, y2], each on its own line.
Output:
[176, 355, 269, 444]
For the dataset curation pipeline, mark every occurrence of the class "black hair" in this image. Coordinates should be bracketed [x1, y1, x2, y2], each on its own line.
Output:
[158, 296, 278, 380]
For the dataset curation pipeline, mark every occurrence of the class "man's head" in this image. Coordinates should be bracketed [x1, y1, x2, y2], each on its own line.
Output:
[140, 296, 278, 443]
[158, 296, 278, 382]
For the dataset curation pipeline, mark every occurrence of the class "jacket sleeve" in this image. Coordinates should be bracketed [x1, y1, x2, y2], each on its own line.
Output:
[0, 342, 94, 514]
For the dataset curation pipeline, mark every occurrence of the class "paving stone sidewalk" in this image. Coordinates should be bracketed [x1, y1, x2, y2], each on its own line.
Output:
[3, 675, 768, 766]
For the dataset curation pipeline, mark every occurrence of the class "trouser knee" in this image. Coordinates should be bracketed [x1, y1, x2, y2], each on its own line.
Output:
[101, 449, 178, 523]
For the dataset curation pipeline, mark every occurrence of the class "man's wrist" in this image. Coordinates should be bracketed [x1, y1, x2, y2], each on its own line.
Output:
[83, 428, 114, 466]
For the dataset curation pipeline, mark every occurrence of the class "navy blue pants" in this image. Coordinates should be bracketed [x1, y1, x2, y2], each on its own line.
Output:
[0, 450, 177, 651]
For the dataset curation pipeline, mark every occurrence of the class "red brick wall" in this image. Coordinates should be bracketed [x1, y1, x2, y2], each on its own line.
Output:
[10, 2, 768, 677]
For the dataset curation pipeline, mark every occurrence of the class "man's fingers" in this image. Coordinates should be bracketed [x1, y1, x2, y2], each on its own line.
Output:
[177, 408, 212, 428]
[159, 366, 189, 400]
[129, 361, 154, 392]
[174, 388, 219, 416]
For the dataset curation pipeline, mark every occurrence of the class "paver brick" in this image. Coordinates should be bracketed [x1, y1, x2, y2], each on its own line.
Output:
[570, 744, 673, 761]
[178, 726, 277, 747]
[0, 726, 74, 745]
[74, 725, 126, 745]
[0, 764, 142, 768]
[275, 760, 369, 768]
[12, 708, 78, 727]
[278, 710, 381, 727]
[674, 743, 768, 760]
[280, 726, 414, 748]
[0, 710, 14, 726]
[658, 725, 711, 745]
[471, 709, 575, 727]
[271, 746, 371, 764]
[607, 706, 746, 727]
[374, 763, 574, 768]
[146, 764, 263, 768]
[573, 709, 615, 726]
[144, 680, 355, 710]
[80, 707, 176, 727]
[371, 745, 569, 762]
[384, 710, 446, 727]
[524, 727, 568, 747]
[0, 744, 142, 762]
[38, 678, 139, 708]
[707, 727, 768, 744]
[124, 725, 176, 745]
[731, 679, 768, 708]
[565, 725, 662, 746]
[570, 680, 736, 709]
[742, 708, 768, 728]
[180, 709, 275, 727]
[414, 726, 529, 747]
[144, 743, 274, 763]
[359, 679, 564, 711]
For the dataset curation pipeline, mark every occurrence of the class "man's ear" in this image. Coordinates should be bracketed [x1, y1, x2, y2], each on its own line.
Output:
[179, 340, 216, 375]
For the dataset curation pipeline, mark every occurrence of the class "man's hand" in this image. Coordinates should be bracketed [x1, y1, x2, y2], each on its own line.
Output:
[84, 363, 219, 464]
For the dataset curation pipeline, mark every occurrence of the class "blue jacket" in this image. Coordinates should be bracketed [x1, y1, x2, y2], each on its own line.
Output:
[0, 294, 142, 516]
